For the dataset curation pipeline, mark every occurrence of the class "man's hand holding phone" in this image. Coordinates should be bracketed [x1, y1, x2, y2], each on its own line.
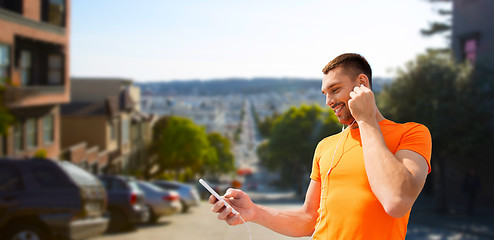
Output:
[201, 179, 255, 226]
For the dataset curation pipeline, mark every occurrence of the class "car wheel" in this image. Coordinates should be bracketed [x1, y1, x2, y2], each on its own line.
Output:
[146, 205, 159, 224]
[6, 224, 49, 240]
[108, 208, 133, 232]
[181, 200, 189, 213]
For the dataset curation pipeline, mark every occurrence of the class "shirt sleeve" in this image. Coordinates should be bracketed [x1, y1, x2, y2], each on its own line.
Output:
[310, 141, 323, 181]
[396, 123, 433, 173]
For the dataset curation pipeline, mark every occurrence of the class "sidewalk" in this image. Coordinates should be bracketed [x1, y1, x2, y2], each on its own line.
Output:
[409, 195, 494, 239]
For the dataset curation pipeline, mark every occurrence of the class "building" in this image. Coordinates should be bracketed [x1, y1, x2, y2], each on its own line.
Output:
[452, 0, 494, 66]
[60, 96, 119, 173]
[61, 78, 152, 174]
[0, 0, 70, 159]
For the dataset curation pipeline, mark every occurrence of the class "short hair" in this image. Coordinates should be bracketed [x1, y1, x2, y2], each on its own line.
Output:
[322, 53, 373, 88]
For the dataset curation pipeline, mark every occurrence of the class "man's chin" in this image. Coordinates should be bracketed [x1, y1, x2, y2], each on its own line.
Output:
[337, 116, 355, 126]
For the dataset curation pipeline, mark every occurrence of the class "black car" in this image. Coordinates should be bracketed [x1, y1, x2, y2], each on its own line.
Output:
[97, 175, 149, 232]
[0, 158, 108, 240]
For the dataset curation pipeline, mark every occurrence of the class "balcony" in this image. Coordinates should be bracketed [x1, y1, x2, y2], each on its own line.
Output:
[3, 84, 66, 107]
[1, 36, 69, 108]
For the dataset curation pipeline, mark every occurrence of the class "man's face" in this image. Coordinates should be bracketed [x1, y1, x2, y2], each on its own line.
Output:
[321, 67, 359, 125]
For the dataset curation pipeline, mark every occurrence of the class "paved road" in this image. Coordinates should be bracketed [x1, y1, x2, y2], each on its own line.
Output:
[91, 198, 492, 240]
[91, 200, 308, 240]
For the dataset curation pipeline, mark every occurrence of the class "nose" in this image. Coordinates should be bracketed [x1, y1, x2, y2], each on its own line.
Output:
[325, 94, 334, 107]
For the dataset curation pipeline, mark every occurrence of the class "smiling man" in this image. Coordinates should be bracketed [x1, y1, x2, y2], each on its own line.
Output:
[208, 53, 432, 240]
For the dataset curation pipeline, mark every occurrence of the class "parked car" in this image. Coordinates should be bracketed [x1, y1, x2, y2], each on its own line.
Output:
[136, 181, 181, 223]
[152, 180, 200, 213]
[97, 175, 149, 232]
[0, 157, 108, 240]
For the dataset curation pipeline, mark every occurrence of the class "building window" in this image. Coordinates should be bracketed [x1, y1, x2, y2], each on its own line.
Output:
[47, 54, 63, 85]
[110, 119, 118, 141]
[0, 0, 23, 14]
[463, 38, 478, 64]
[42, 0, 65, 27]
[110, 122, 114, 140]
[43, 114, 54, 145]
[14, 123, 23, 152]
[121, 119, 129, 144]
[26, 119, 37, 149]
[132, 124, 139, 143]
[0, 44, 9, 83]
[20, 50, 31, 86]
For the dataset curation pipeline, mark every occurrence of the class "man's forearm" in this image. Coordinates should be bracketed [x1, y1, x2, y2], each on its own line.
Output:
[251, 204, 317, 237]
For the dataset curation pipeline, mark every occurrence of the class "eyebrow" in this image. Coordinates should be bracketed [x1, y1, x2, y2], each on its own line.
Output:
[322, 82, 340, 93]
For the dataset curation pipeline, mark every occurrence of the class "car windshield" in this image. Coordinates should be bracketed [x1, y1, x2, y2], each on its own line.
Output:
[128, 181, 143, 193]
[58, 161, 100, 186]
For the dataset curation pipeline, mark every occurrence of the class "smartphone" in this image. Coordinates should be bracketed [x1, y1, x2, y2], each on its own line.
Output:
[199, 179, 238, 214]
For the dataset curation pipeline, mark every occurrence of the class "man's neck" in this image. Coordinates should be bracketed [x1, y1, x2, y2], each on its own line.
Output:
[350, 110, 385, 129]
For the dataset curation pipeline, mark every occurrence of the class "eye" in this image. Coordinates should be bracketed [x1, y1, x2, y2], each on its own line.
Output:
[331, 88, 339, 93]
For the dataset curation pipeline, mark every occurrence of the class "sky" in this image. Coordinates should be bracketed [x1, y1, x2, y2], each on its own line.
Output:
[70, 0, 450, 82]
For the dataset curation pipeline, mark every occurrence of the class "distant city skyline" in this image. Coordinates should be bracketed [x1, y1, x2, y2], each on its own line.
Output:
[71, 0, 450, 82]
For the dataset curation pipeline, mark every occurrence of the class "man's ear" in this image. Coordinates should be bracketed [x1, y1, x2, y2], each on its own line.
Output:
[358, 74, 369, 87]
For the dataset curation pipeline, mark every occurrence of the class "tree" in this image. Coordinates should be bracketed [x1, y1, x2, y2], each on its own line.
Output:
[257, 104, 340, 195]
[148, 116, 213, 180]
[257, 111, 279, 138]
[206, 132, 236, 176]
[421, 0, 452, 36]
[421, 0, 452, 52]
[377, 50, 494, 213]
[0, 80, 15, 136]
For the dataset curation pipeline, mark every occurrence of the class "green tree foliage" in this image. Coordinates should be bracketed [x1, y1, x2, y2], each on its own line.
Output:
[0, 82, 15, 136]
[378, 50, 494, 212]
[257, 112, 279, 138]
[207, 132, 236, 175]
[257, 104, 340, 195]
[421, 0, 452, 36]
[251, 101, 278, 138]
[421, 0, 452, 52]
[149, 116, 212, 180]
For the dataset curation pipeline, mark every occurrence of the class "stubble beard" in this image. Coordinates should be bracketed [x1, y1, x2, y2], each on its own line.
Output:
[337, 107, 356, 126]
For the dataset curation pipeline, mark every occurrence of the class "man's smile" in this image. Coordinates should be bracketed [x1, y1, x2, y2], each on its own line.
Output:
[332, 104, 344, 116]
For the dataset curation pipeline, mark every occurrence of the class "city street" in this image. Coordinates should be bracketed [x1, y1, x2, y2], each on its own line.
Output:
[91, 191, 492, 240]
[91, 96, 494, 240]
[91, 198, 309, 240]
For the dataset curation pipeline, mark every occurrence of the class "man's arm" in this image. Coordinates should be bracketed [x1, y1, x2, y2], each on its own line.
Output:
[359, 121, 429, 218]
[349, 84, 429, 218]
[210, 179, 321, 237]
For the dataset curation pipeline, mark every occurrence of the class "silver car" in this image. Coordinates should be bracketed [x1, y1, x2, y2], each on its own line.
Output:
[152, 180, 201, 213]
[136, 181, 181, 223]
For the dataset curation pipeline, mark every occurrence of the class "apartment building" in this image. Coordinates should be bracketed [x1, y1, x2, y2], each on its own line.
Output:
[0, 0, 70, 159]
[452, 0, 494, 67]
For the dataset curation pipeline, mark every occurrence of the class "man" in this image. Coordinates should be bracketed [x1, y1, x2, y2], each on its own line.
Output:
[208, 53, 432, 239]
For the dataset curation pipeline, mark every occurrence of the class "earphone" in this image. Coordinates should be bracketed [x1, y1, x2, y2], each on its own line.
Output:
[309, 120, 355, 240]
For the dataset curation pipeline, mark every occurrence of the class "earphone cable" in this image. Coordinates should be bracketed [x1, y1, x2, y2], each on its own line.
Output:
[239, 214, 252, 240]
[309, 121, 355, 240]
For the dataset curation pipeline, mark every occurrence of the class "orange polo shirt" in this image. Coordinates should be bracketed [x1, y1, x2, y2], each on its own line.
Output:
[310, 119, 432, 240]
